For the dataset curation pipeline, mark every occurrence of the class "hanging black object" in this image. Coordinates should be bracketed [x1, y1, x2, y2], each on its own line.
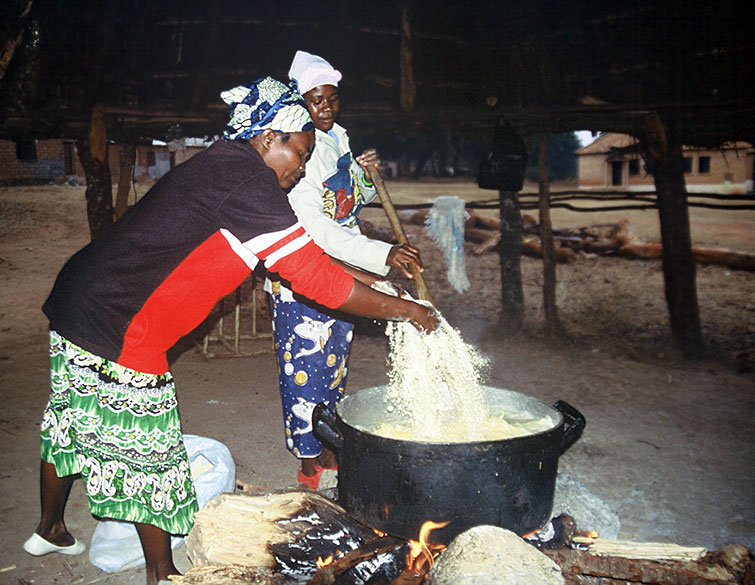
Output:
[478, 121, 528, 191]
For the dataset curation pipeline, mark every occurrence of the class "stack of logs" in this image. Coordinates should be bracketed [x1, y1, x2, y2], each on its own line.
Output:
[170, 489, 754, 585]
[387, 209, 755, 271]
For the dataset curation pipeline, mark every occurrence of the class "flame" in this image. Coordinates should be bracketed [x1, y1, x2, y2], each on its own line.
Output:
[407, 520, 449, 572]
[373, 528, 387, 537]
[577, 530, 599, 539]
[316, 555, 333, 568]
[521, 528, 539, 539]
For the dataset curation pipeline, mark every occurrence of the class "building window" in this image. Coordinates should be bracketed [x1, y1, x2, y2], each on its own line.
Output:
[683, 157, 692, 173]
[611, 161, 623, 186]
[16, 140, 37, 161]
[698, 156, 710, 174]
[147, 151, 156, 167]
[628, 159, 640, 176]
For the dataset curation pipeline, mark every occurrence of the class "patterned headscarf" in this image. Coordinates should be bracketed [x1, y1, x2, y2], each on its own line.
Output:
[221, 76, 313, 141]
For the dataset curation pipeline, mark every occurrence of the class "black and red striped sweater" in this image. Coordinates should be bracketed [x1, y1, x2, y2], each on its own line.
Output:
[43, 139, 353, 374]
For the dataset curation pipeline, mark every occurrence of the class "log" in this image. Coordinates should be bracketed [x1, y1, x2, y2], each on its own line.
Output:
[185, 490, 379, 580]
[542, 542, 755, 585]
[522, 238, 579, 263]
[619, 242, 664, 259]
[619, 244, 755, 271]
[570, 536, 707, 561]
[307, 537, 411, 585]
[691, 248, 755, 272]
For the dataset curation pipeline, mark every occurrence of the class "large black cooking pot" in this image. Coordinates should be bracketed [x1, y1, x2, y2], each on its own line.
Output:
[313, 385, 585, 544]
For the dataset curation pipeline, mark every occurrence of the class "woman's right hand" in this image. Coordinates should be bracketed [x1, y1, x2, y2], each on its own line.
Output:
[409, 302, 440, 333]
[337, 279, 440, 333]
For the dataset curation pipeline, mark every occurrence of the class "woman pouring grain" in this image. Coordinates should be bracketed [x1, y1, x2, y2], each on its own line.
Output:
[25, 76, 438, 585]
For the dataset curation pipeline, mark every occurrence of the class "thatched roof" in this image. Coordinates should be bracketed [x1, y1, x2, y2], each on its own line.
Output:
[1, 0, 753, 145]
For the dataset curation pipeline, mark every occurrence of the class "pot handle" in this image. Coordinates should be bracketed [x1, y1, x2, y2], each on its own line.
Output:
[553, 401, 586, 454]
[312, 403, 344, 453]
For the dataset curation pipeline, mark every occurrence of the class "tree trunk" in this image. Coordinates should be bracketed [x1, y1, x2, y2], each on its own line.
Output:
[642, 113, 704, 359]
[77, 102, 113, 240]
[538, 135, 566, 337]
[497, 190, 524, 332]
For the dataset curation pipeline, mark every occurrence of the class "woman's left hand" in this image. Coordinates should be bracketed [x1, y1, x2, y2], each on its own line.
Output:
[356, 149, 381, 171]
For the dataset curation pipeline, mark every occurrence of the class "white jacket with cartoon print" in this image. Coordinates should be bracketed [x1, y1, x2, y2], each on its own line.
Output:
[266, 123, 393, 301]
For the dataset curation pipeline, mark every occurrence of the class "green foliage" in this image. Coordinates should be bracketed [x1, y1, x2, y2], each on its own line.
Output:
[524, 133, 582, 182]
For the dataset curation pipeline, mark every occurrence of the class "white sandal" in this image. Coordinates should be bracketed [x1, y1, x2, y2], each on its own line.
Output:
[23, 533, 86, 556]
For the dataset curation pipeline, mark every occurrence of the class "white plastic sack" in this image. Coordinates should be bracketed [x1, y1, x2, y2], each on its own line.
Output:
[89, 434, 236, 573]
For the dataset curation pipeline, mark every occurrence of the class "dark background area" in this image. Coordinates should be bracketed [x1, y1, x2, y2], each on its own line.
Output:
[2, 0, 753, 145]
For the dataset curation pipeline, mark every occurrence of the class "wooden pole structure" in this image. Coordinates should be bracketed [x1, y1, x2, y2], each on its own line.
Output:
[641, 112, 704, 359]
[114, 142, 135, 220]
[77, 102, 114, 240]
[537, 135, 566, 337]
[399, 0, 415, 112]
[498, 189, 525, 332]
[366, 165, 435, 306]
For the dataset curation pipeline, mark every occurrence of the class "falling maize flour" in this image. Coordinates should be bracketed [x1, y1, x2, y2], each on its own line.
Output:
[372, 307, 536, 443]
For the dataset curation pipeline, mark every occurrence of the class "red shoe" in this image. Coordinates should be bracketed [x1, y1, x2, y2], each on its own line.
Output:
[297, 464, 338, 490]
[298, 465, 324, 490]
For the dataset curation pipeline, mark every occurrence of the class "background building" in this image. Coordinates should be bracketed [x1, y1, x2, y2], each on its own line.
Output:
[577, 133, 753, 194]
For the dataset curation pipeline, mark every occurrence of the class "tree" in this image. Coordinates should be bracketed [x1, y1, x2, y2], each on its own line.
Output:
[525, 132, 581, 182]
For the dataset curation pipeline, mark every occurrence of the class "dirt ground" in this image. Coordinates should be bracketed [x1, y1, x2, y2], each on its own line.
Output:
[1, 181, 753, 584]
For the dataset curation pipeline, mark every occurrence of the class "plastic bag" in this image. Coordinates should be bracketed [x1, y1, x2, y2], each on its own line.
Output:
[88, 434, 236, 573]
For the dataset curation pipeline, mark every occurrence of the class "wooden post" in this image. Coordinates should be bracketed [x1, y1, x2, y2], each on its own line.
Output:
[114, 142, 135, 220]
[366, 165, 434, 305]
[399, 0, 415, 112]
[498, 190, 524, 332]
[641, 113, 704, 359]
[77, 102, 114, 240]
[538, 135, 566, 337]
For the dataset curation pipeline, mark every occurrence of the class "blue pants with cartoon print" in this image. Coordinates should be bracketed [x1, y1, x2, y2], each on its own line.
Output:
[269, 292, 354, 458]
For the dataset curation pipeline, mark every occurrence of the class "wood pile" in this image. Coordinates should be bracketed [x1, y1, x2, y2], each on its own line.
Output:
[391, 208, 755, 270]
[172, 490, 754, 585]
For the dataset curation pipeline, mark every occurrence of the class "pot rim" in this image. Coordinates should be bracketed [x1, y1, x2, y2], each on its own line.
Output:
[335, 385, 565, 448]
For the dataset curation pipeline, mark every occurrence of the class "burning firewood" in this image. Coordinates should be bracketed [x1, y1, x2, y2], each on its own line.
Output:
[185, 490, 380, 581]
[306, 536, 412, 585]
[183, 490, 451, 585]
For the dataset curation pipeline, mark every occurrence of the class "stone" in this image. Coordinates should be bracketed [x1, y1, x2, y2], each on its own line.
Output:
[427, 525, 564, 585]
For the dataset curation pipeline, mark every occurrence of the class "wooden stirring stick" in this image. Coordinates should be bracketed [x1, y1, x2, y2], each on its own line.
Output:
[366, 165, 435, 306]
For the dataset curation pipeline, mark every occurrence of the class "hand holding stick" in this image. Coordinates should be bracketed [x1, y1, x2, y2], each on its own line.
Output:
[366, 165, 435, 306]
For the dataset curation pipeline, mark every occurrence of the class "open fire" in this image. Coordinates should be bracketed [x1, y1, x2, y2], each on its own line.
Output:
[307, 519, 449, 584]
[178, 490, 755, 585]
[406, 520, 449, 573]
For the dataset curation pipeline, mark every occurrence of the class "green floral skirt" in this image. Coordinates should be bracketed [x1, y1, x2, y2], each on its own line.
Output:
[40, 330, 198, 535]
